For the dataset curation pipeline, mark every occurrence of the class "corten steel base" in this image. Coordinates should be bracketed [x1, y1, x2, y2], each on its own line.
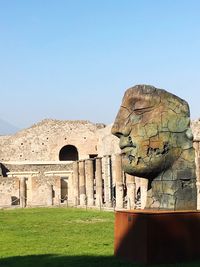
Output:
[114, 210, 200, 264]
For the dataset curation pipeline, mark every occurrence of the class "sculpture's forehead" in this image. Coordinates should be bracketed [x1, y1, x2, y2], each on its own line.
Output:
[122, 87, 161, 111]
[120, 85, 189, 117]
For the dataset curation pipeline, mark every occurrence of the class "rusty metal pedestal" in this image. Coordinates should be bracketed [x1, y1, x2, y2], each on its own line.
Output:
[114, 210, 200, 264]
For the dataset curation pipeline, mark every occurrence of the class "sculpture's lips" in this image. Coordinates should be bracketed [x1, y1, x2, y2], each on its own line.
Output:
[121, 147, 134, 154]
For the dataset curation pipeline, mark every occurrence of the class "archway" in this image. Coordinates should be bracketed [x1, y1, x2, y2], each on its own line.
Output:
[59, 145, 79, 161]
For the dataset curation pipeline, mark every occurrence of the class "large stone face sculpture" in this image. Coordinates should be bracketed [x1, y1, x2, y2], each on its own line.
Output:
[112, 85, 197, 210]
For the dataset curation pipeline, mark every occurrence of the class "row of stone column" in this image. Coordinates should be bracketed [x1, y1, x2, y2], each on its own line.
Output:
[17, 155, 146, 210]
[72, 154, 137, 210]
[18, 154, 146, 210]
[114, 154, 136, 209]
[73, 158, 104, 207]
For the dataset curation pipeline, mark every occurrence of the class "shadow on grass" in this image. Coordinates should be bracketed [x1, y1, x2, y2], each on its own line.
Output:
[0, 254, 200, 267]
[0, 255, 127, 267]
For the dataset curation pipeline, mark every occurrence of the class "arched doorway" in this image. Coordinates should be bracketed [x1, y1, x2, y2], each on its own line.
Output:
[59, 145, 79, 161]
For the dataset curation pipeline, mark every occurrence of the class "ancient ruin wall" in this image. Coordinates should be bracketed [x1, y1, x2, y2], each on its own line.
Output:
[0, 119, 105, 162]
[2, 162, 73, 175]
[96, 124, 120, 157]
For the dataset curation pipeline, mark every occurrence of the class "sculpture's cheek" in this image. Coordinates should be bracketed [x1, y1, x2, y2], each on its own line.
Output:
[122, 146, 182, 179]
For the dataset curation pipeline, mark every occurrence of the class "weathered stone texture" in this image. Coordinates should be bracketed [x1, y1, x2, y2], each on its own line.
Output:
[112, 85, 197, 210]
[0, 177, 19, 206]
[126, 173, 136, 209]
[29, 176, 61, 206]
[85, 159, 94, 206]
[114, 154, 124, 209]
[95, 158, 103, 207]
[73, 161, 79, 206]
[97, 124, 120, 156]
[2, 162, 73, 174]
[0, 119, 105, 161]
[79, 160, 86, 205]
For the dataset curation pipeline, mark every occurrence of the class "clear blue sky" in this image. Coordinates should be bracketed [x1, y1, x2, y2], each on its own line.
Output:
[0, 0, 200, 129]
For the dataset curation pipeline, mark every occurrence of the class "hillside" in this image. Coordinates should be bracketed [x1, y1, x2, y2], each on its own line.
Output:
[0, 118, 19, 135]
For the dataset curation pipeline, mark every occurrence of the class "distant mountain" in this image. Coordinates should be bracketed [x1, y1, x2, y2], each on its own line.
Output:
[0, 118, 19, 135]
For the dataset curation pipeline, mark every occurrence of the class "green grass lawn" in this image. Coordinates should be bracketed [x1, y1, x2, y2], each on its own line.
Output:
[0, 207, 199, 267]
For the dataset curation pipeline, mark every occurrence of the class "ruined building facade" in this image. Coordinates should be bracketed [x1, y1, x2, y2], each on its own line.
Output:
[0, 119, 200, 210]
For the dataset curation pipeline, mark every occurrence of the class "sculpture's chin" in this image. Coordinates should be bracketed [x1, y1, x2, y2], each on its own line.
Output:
[122, 163, 152, 178]
[121, 152, 176, 178]
[122, 156, 151, 178]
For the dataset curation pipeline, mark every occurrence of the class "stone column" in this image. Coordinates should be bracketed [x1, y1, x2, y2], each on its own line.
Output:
[140, 177, 148, 209]
[115, 154, 124, 209]
[67, 174, 73, 206]
[134, 176, 148, 209]
[197, 156, 200, 210]
[193, 141, 200, 210]
[53, 176, 61, 206]
[20, 177, 26, 208]
[102, 155, 112, 207]
[73, 161, 79, 206]
[27, 176, 34, 206]
[95, 158, 103, 207]
[79, 160, 86, 206]
[126, 173, 135, 210]
[85, 159, 94, 206]
[46, 184, 53, 206]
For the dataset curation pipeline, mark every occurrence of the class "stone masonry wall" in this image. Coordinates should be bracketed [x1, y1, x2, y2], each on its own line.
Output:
[0, 177, 20, 206]
[0, 119, 105, 161]
[97, 124, 120, 156]
[2, 162, 73, 175]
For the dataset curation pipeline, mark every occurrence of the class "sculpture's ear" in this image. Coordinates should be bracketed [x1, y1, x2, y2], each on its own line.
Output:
[185, 128, 194, 141]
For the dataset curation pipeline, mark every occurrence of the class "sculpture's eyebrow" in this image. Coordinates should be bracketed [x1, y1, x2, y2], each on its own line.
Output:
[121, 105, 132, 114]
[132, 107, 155, 116]
[133, 106, 152, 111]
[122, 94, 161, 113]
[121, 104, 152, 117]
[133, 100, 155, 111]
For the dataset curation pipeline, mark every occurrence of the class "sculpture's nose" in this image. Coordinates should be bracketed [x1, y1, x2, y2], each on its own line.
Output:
[111, 123, 123, 138]
[111, 105, 131, 138]
[111, 123, 131, 138]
